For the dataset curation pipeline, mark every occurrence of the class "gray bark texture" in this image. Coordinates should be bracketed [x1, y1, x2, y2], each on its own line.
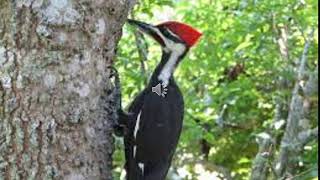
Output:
[0, 0, 135, 179]
[274, 29, 318, 178]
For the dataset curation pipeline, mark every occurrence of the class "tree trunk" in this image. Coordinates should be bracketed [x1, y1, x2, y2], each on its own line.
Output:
[0, 0, 135, 179]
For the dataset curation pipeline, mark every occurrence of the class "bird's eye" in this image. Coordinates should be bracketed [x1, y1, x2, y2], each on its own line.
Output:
[163, 28, 175, 37]
[162, 29, 170, 36]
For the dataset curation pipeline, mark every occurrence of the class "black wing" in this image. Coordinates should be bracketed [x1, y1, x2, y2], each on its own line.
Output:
[125, 85, 184, 180]
[136, 86, 184, 179]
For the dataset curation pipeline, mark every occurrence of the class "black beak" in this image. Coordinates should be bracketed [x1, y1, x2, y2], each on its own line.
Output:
[127, 19, 157, 35]
[127, 19, 164, 45]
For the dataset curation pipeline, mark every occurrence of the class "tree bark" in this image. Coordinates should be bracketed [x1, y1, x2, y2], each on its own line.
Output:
[0, 0, 135, 179]
[274, 29, 317, 178]
[250, 133, 275, 180]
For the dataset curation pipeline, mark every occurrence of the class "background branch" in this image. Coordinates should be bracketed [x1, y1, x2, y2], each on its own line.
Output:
[131, 12, 149, 85]
[275, 28, 316, 178]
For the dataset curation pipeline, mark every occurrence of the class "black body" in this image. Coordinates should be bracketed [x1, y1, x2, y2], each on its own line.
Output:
[115, 19, 189, 180]
[124, 52, 184, 180]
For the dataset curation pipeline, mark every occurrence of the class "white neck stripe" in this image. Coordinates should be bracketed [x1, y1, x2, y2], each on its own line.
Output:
[158, 44, 185, 86]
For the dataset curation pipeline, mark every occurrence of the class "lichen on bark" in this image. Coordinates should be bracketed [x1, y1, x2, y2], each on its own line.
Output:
[0, 0, 135, 179]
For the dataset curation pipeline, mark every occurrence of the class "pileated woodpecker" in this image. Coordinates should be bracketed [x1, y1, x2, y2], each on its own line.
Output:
[115, 19, 202, 180]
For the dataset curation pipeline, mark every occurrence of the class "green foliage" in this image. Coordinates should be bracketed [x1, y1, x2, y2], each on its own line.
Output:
[114, 0, 318, 179]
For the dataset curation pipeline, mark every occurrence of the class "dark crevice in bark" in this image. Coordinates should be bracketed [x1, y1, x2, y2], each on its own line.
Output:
[0, 81, 5, 118]
[35, 120, 44, 179]
[5, 53, 21, 180]
[1, 0, 136, 179]
[6, 1, 22, 176]
[2, 42, 9, 66]
[18, 120, 29, 179]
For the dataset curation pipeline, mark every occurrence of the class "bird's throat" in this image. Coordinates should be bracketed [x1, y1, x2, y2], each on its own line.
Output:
[158, 54, 178, 86]
[154, 44, 186, 86]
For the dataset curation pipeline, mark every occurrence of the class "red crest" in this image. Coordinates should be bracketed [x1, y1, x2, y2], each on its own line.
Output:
[157, 21, 202, 47]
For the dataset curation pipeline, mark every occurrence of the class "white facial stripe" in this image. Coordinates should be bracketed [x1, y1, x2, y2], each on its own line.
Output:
[149, 26, 186, 86]
[167, 28, 180, 39]
[134, 111, 142, 139]
[152, 27, 168, 45]
[151, 27, 186, 85]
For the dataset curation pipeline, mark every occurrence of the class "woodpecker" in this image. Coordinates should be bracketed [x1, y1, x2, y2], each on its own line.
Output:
[116, 19, 202, 180]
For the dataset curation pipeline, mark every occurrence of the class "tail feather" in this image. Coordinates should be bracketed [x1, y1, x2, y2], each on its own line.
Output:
[126, 160, 170, 180]
[126, 161, 143, 180]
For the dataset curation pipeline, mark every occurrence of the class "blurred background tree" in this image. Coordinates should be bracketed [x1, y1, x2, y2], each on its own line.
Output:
[113, 0, 318, 179]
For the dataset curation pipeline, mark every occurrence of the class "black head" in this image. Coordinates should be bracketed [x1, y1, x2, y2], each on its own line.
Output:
[127, 19, 202, 50]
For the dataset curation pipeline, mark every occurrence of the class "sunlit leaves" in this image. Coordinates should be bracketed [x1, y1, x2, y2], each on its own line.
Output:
[114, 0, 318, 179]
